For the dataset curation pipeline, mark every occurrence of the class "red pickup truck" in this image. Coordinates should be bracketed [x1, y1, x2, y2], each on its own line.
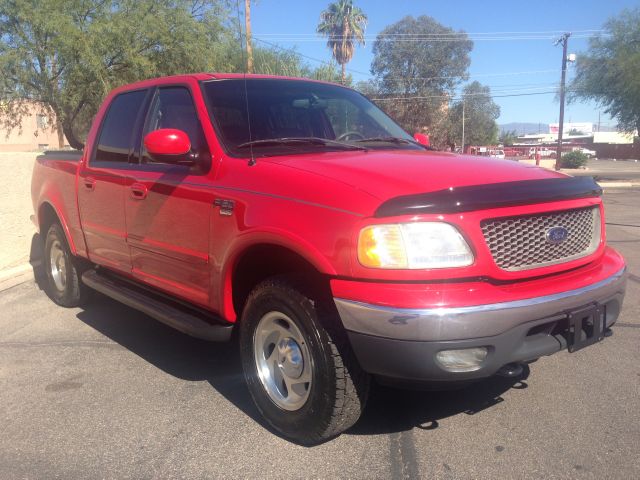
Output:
[31, 73, 627, 444]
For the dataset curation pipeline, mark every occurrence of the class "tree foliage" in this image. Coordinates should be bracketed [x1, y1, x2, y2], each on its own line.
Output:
[316, 0, 367, 85]
[0, 0, 234, 148]
[499, 129, 518, 146]
[369, 15, 472, 142]
[449, 81, 500, 147]
[0, 0, 347, 149]
[570, 8, 640, 133]
[560, 151, 588, 169]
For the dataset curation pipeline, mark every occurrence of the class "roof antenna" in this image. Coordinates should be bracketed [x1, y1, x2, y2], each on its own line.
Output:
[235, 0, 256, 166]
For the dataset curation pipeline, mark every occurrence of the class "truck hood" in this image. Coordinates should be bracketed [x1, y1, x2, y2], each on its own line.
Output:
[271, 149, 565, 203]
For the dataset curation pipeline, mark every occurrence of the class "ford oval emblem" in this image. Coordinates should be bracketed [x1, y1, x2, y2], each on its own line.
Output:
[546, 226, 569, 244]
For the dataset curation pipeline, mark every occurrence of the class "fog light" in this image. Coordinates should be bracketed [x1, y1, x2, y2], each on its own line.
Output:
[435, 347, 488, 372]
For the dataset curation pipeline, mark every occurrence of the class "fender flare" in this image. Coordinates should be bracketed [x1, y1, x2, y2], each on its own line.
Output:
[38, 200, 77, 255]
[218, 228, 338, 321]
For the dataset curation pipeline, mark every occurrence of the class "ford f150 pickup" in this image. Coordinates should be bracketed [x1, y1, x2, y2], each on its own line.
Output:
[31, 73, 627, 444]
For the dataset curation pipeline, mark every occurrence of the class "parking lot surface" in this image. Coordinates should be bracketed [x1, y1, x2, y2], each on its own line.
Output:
[0, 188, 639, 479]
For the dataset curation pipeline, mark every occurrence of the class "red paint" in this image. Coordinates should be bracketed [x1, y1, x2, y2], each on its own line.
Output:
[413, 133, 430, 146]
[31, 73, 626, 323]
[144, 129, 191, 156]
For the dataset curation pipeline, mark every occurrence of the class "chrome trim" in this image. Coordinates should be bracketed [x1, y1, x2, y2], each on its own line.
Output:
[482, 207, 601, 272]
[334, 267, 627, 342]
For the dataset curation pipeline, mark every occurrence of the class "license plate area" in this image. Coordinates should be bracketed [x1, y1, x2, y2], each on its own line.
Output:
[567, 304, 605, 353]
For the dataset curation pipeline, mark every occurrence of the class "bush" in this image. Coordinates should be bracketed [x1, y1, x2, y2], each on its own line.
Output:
[560, 151, 589, 169]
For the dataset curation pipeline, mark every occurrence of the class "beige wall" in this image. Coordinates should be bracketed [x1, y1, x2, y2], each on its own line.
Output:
[0, 103, 68, 152]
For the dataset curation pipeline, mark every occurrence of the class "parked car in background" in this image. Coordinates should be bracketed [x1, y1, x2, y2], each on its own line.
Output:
[574, 147, 597, 158]
[529, 147, 556, 158]
[31, 73, 627, 444]
[489, 149, 505, 159]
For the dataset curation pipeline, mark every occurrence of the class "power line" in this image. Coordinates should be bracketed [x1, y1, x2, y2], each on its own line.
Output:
[253, 37, 371, 76]
[254, 31, 605, 42]
[371, 88, 582, 102]
[253, 39, 564, 82]
[255, 29, 605, 38]
[396, 69, 561, 81]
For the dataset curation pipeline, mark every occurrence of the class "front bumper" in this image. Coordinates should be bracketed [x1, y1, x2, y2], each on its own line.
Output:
[334, 266, 627, 382]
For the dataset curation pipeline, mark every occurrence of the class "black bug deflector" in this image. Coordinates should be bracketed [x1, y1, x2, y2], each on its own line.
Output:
[374, 176, 602, 218]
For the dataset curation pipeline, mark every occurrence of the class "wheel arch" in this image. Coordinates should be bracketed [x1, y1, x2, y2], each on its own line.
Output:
[223, 242, 334, 323]
[38, 201, 77, 255]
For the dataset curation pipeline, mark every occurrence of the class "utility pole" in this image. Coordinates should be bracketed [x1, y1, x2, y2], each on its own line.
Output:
[244, 0, 254, 73]
[461, 97, 465, 153]
[554, 32, 571, 170]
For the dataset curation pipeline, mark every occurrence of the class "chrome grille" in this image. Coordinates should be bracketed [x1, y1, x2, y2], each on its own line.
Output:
[481, 207, 600, 271]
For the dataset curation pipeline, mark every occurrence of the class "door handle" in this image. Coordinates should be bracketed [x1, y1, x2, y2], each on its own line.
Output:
[130, 183, 148, 200]
[83, 176, 96, 191]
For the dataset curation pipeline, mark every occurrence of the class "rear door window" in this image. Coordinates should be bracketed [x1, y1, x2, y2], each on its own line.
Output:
[94, 90, 148, 164]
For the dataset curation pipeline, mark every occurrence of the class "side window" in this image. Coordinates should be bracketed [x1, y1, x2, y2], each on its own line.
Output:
[94, 90, 147, 163]
[143, 87, 209, 164]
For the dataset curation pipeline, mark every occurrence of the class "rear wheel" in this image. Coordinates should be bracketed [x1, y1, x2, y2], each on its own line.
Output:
[239, 277, 369, 445]
[43, 223, 88, 307]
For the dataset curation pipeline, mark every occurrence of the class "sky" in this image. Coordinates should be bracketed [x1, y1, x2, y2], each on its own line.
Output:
[249, 0, 638, 130]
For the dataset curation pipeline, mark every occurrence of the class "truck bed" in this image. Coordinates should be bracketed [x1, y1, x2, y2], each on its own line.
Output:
[31, 149, 86, 257]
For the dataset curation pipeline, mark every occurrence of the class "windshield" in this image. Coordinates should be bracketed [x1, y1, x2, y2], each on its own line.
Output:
[200, 78, 419, 157]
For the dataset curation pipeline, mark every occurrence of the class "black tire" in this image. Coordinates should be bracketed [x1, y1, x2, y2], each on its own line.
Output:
[43, 222, 89, 307]
[239, 276, 370, 445]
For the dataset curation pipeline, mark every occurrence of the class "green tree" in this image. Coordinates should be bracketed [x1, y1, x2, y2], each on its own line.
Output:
[570, 8, 640, 133]
[370, 15, 473, 142]
[316, 0, 367, 85]
[499, 129, 518, 146]
[0, 0, 231, 149]
[449, 81, 500, 147]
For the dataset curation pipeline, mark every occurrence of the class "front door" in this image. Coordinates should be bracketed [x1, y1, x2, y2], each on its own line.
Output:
[124, 86, 214, 306]
[78, 89, 149, 273]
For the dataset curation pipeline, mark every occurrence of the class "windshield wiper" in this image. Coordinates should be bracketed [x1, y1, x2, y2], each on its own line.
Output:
[355, 136, 428, 149]
[236, 137, 367, 151]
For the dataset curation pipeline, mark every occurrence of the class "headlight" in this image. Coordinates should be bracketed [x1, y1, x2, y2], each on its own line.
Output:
[357, 222, 473, 269]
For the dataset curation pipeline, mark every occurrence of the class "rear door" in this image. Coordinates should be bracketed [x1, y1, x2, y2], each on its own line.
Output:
[124, 85, 214, 306]
[78, 89, 149, 273]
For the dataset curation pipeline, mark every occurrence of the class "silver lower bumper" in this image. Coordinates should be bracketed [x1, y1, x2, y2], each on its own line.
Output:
[334, 267, 627, 342]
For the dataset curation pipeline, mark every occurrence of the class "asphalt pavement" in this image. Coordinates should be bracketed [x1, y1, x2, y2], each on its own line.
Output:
[1, 188, 639, 479]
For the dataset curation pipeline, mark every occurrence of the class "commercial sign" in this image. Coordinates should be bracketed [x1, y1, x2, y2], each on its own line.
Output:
[548, 122, 594, 135]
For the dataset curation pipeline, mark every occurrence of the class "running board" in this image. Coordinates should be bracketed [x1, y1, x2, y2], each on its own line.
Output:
[82, 269, 233, 342]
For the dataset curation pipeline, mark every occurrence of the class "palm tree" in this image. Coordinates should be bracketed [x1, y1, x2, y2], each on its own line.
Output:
[317, 0, 367, 85]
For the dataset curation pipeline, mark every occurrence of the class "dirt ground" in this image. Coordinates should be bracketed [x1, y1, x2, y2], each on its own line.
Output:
[0, 152, 39, 271]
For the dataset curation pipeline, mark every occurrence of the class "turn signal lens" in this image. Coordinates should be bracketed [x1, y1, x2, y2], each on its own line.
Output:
[358, 225, 408, 269]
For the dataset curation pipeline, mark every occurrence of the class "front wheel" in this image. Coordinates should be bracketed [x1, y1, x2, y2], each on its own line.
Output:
[239, 277, 369, 444]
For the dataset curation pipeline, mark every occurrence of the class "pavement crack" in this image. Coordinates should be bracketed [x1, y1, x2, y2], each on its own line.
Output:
[0, 340, 120, 348]
[389, 430, 420, 480]
[606, 222, 640, 228]
[615, 323, 640, 329]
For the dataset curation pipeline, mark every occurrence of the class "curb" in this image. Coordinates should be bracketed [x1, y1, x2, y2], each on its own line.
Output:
[0, 262, 38, 292]
[599, 182, 640, 188]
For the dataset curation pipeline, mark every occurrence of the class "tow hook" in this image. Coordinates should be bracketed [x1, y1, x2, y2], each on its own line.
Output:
[496, 362, 525, 378]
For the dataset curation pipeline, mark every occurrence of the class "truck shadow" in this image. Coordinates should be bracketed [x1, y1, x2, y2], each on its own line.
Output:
[350, 373, 528, 436]
[68, 289, 528, 442]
